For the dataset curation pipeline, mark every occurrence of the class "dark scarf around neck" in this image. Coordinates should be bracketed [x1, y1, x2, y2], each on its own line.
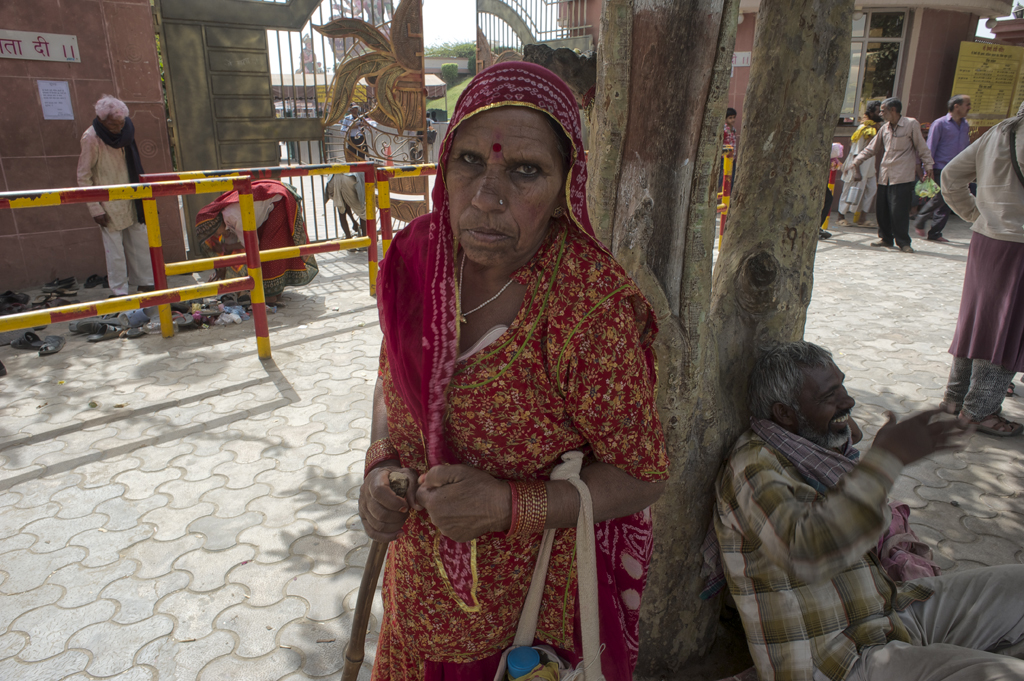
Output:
[92, 117, 146, 222]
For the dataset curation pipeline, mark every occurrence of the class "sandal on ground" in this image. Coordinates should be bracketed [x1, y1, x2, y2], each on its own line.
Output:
[959, 411, 1023, 437]
[38, 335, 65, 356]
[69, 320, 108, 335]
[837, 218, 853, 227]
[41, 277, 77, 293]
[31, 297, 73, 310]
[125, 327, 146, 339]
[10, 332, 44, 350]
[0, 291, 29, 305]
[86, 324, 123, 343]
[84, 274, 105, 289]
[1008, 382, 1015, 397]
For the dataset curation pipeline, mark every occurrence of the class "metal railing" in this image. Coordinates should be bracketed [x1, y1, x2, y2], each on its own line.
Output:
[0, 161, 438, 361]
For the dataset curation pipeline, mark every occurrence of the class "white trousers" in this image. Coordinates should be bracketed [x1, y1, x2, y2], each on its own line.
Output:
[838, 176, 878, 217]
[843, 565, 1024, 681]
[100, 222, 154, 295]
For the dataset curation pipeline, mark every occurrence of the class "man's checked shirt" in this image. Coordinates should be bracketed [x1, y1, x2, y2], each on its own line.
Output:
[713, 431, 933, 681]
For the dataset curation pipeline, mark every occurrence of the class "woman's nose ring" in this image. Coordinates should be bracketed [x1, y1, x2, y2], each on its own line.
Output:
[499, 199, 504, 205]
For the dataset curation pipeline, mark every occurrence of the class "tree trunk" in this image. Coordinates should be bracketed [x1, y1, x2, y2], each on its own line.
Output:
[588, 0, 852, 676]
[709, 0, 853, 475]
[587, 0, 740, 674]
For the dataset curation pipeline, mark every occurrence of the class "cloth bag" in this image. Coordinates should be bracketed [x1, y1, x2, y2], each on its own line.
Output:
[493, 451, 605, 681]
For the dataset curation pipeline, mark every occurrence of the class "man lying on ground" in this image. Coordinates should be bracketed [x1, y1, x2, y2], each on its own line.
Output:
[713, 341, 1024, 681]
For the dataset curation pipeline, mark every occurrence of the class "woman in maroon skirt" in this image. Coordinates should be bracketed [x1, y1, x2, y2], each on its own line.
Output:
[940, 102, 1024, 436]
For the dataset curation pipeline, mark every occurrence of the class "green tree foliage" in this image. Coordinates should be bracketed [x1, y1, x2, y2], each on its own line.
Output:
[424, 41, 475, 58]
[425, 41, 477, 75]
[440, 63, 459, 88]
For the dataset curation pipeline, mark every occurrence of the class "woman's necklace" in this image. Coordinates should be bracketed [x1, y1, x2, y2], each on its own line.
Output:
[458, 251, 514, 324]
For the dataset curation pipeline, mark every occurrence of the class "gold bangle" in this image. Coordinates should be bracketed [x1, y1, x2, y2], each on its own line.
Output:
[364, 438, 399, 478]
[507, 480, 547, 539]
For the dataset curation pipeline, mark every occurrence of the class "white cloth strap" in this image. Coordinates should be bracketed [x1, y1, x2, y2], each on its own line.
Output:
[511, 450, 604, 680]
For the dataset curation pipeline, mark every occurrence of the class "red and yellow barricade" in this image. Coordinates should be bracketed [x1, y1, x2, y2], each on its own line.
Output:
[0, 177, 273, 357]
[717, 145, 735, 249]
[140, 163, 376, 341]
[374, 164, 438, 259]
[0, 161, 442, 362]
[821, 161, 840, 232]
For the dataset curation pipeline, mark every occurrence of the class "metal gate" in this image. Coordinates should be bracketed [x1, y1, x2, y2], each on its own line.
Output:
[154, 0, 428, 249]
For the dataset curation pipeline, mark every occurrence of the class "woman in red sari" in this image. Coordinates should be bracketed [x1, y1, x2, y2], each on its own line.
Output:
[195, 179, 318, 303]
[362, 62, 669, 680]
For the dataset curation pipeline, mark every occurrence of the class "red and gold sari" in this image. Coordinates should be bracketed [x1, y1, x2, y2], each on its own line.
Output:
[373, 62, 669, 680]
[195, 180, 318, 298]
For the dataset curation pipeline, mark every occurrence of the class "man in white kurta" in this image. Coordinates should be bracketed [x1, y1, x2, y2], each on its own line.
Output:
[76, 96, 154, 297]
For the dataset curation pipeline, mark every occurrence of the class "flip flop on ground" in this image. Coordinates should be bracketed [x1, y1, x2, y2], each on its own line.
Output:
[41, 277, 77, 293]
[38, 335, 65, 355]
[86, 324, 123, 343]
[10, 332, 44, 350]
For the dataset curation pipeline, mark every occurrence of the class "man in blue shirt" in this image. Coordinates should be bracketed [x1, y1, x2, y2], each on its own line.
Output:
[915, 95, 971, 243]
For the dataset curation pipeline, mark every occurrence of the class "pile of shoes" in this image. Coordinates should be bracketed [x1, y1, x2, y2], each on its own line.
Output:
[161, 294, 255, 331]
[68, 311, 152, 342]
[34, 276, 80, 309]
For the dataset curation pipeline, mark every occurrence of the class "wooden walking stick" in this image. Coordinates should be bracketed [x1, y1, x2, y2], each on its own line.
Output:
[341, 471, 411, 681]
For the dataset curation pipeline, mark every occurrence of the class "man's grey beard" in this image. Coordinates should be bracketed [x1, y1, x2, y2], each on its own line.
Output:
[796, 413, 850, 450]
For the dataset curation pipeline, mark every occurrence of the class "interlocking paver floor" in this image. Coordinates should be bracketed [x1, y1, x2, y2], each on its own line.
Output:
[0, 216, 1022, 679]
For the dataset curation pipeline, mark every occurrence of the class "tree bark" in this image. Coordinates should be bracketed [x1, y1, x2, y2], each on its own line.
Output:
[709, 0, 853, 472]
[588, 0, 853, 676]
[588, 0, 740, 674]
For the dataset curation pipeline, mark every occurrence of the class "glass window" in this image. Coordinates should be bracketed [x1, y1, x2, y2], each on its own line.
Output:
[840, 10, 907, 123]
[869, 12, 904, 39]
[841, 43, 863, 118]
[860, 42, 901, 113]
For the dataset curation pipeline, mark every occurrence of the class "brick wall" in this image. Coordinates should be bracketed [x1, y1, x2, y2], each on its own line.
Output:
[0, 0, 184, 292]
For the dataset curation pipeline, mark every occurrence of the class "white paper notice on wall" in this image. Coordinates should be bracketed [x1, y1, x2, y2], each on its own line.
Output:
[0, 30, 80, 62]
[38, 80, 75, 121]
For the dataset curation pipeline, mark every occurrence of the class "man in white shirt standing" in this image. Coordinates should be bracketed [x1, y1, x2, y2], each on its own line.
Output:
[850, 97, 934, 253]
[76, 95, 154, 297]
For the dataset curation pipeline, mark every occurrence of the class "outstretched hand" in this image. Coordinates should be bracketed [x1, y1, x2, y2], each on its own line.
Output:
[872, 409, 964, 466]
[415, 464, 511, 543]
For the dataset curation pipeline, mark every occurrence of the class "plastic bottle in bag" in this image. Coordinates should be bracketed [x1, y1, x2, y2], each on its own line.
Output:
[507, 648, 540, 680]
[505, 647, 559, 681]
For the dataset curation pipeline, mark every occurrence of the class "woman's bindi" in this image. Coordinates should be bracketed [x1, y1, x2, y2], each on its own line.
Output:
[492, 143, 502, 153]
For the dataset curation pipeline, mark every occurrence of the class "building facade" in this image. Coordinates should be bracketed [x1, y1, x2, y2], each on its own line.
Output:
[0, 0, 183, 291]
[728, 1, 1013, 142]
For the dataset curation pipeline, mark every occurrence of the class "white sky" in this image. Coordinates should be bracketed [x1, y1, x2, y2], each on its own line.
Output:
[976, 14, 1013, 39]
[423, 0, 476, 46]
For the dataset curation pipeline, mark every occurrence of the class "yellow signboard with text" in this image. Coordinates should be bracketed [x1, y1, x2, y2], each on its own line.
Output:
[951, 41, 1024, 134]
